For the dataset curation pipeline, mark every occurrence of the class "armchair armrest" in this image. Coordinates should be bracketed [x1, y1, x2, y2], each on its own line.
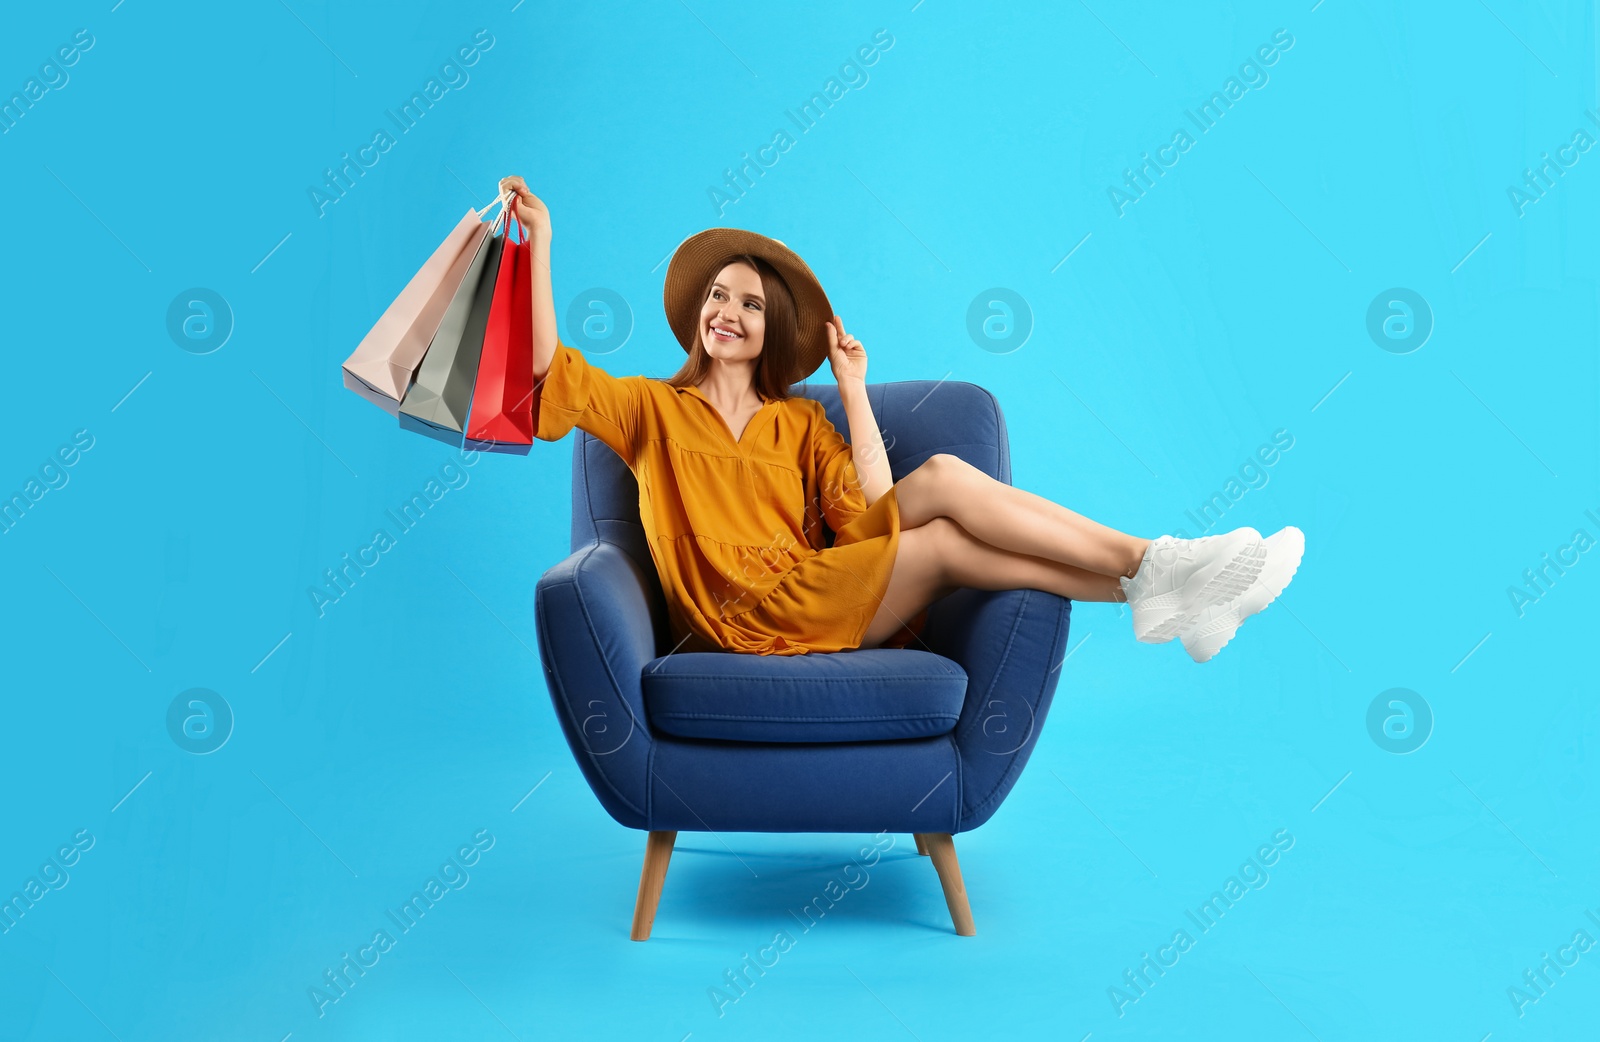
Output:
[535, 541, 664, 830]
[922, 586, 1074, 833]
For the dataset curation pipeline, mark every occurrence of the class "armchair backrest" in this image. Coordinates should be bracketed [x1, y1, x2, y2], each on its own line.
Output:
[569, 378, 1011, 600]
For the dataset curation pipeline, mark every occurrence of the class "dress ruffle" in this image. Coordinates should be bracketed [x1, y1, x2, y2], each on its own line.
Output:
[708, 484, 922, 655]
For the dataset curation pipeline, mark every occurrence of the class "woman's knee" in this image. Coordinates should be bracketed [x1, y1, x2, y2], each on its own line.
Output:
[896, 454, 970, 527]
[920, 453, 971, 482]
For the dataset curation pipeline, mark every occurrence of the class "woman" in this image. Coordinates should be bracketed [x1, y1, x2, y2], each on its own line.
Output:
[500, 175, 1302, 662]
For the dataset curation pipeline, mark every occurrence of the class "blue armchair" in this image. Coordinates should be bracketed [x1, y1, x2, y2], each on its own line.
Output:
[534, 377, 1073, 939]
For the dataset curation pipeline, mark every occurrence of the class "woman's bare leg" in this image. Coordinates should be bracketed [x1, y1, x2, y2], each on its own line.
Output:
[859, 516, 1123, 649]
[891, 454, 1151, 579]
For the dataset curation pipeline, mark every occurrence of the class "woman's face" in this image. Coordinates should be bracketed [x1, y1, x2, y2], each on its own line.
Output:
[698, 261, 766, 363]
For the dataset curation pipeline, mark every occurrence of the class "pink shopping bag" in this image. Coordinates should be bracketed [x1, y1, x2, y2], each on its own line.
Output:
[341, 208, 489, 415]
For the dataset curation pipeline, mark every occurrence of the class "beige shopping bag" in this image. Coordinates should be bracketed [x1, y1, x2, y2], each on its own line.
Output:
[341, 208, 491, 415]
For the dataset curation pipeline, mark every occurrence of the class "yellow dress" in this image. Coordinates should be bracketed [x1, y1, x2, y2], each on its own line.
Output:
[534, 340, 930, 655]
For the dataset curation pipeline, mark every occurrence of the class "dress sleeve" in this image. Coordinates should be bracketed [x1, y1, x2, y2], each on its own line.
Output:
[535, 340, 646, 466]
[812, 402, 867, 534]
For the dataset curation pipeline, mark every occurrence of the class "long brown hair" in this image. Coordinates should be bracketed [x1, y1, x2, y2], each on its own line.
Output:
[663, 254, 801, 402]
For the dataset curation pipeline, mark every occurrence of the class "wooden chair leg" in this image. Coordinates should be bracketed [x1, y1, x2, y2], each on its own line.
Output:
[914, 834, 929, 856]
[630, 830, 677, 941]
[915, 833, 976, 936]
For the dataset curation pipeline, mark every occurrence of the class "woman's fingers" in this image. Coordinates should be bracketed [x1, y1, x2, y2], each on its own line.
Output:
[498, 175, 536, 205]
[496, 177, 540, 219]
[833, 316, 866, 353]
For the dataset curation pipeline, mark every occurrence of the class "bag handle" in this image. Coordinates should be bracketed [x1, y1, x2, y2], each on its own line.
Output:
[474, 187, 530, 243]
[502, 195, 525, 245]
[477, 189, 509, 221]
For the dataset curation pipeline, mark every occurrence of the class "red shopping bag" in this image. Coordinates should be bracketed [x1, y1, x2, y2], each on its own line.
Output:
[464, 215, 534, 454]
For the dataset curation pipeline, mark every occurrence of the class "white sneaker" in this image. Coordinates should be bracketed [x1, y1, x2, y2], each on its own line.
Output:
[1179, 526, 1305, 663]
[1120, 527, 1268, 644]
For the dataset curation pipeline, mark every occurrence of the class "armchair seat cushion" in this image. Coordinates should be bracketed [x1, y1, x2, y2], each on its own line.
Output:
[641, 648, 968, 743]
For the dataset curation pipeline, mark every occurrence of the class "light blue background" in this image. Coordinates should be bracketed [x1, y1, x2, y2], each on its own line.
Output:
[2, 1, 1596, 1039]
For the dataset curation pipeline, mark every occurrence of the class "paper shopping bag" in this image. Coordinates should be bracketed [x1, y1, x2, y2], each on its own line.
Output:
[342, 209, 487, 415]
[464, 219, 534, 454]
[398, 219, 507, 444]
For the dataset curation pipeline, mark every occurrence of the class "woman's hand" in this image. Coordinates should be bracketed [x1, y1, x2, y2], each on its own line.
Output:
[498, 174, 552, 242]
[826, 315, 867, 385]
[501, 175, 559, 379]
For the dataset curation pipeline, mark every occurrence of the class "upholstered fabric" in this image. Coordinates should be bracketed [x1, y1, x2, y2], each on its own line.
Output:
[642, 648, 967, 743]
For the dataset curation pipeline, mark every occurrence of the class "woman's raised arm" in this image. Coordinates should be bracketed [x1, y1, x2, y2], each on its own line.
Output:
[498, 175, 646, 465]
[499, 174, 558, 380]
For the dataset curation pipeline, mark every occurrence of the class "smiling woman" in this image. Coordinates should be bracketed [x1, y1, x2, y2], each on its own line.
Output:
[663, 251, 801, 411]
[500, 173, 1304, 662]
[524, 323, 912, 654]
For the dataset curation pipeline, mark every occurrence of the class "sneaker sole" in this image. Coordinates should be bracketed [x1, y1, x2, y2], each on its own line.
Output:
[1134, 531, 1268, 644]
[1181, 526, 1305, 662]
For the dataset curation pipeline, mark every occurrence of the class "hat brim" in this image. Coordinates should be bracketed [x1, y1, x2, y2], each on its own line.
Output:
[663, 228, 833, 387]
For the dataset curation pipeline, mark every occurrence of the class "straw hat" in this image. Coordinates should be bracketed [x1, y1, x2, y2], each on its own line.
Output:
[663, 228, 834, 387]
